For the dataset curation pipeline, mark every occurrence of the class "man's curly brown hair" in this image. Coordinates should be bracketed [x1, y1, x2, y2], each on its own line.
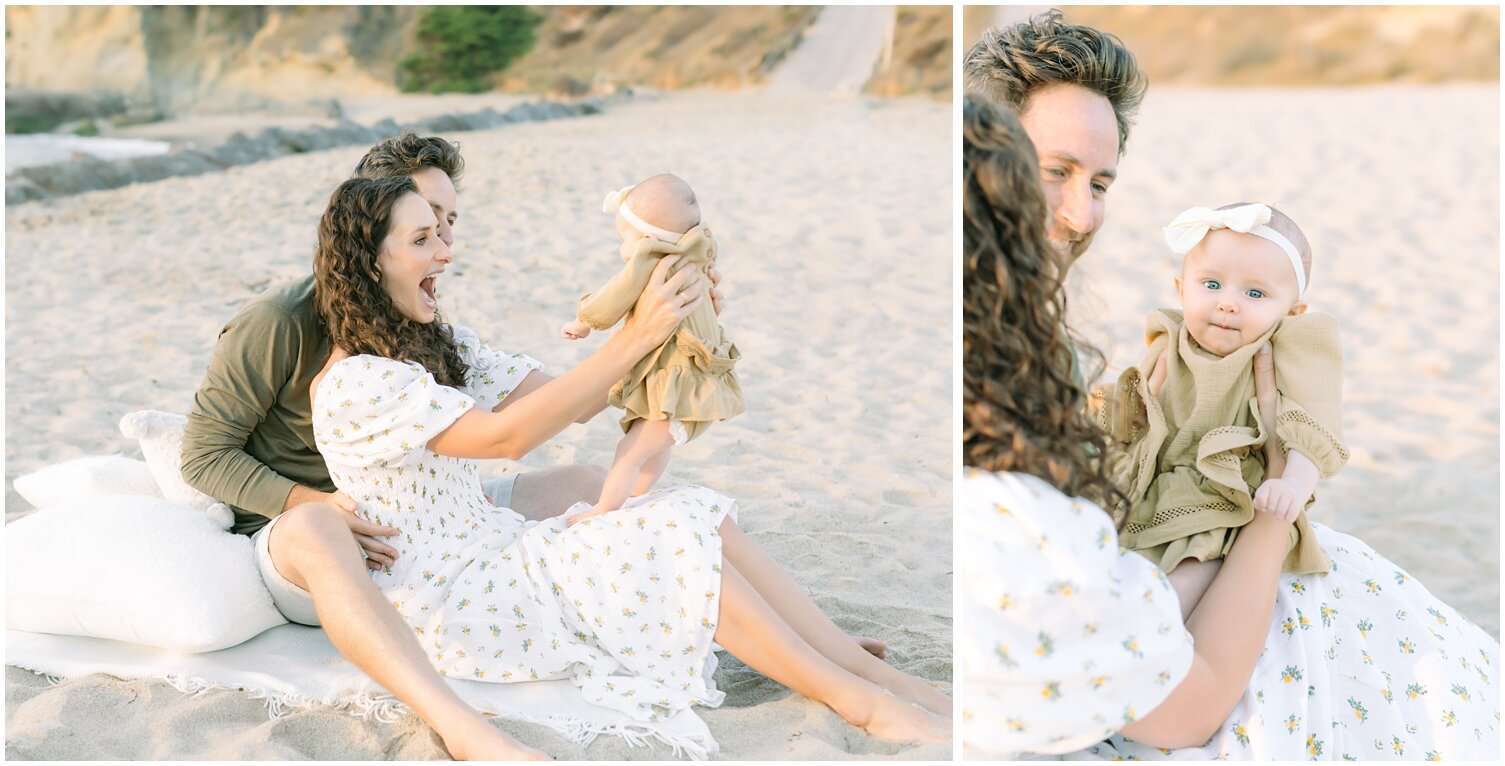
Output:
[313, 177, 469, 387]
[963, 94, 1122, 511]
[352, 132, 465, 184]
[964, 9, 1147, 156]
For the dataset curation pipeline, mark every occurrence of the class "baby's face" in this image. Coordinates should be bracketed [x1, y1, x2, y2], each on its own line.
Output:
[615, 213, 644, 260]
[614, 212, 642, 245]
[1175, 229, 1304, 357]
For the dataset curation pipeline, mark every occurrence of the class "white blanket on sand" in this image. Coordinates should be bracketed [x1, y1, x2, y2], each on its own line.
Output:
[7, 626, 719, 759]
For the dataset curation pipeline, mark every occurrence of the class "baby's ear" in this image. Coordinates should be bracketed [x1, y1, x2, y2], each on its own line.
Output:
[1173, 274, 1183, 298]
[1288, 301, 1308, 316]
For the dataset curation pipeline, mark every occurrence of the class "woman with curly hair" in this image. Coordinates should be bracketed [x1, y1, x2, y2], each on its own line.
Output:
[305, 176, 949, 757]
[959, 93, 1499, 760]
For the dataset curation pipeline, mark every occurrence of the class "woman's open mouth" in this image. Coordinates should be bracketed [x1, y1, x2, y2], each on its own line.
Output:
[420, 275, 439, 309]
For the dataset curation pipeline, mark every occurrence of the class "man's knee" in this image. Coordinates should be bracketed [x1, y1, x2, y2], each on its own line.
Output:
[563, 463, 609, 494]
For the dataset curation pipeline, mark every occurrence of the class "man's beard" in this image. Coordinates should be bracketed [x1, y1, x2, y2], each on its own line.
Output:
[1047, 230, 1092, 271]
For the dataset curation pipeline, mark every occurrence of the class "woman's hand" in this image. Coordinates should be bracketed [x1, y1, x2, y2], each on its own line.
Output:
[619, 255, 706, 354]
[1146, 346, 1171, 397]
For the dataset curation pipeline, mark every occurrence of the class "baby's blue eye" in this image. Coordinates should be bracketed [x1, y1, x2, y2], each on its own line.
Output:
[1202, 279, 1221, 290]
[1246, 288, 1265, 299]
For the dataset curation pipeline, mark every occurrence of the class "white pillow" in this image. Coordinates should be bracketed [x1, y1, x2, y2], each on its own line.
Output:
[119, 410, 233, 528]
[12, 455, 161, 509]
[5, 495, 287, 652]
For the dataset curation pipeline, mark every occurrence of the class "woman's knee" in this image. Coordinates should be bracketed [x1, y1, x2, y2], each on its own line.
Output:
[271, 502, 357, 563]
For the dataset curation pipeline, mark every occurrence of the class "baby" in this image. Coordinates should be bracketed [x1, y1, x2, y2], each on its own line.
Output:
[1094, 203, 1349, 619]
[561, 174, 745, 525]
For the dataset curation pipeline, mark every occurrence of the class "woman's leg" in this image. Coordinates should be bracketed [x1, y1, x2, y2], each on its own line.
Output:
[713, 558, 948, 744]
[718, 518, 950, 715]
[269, 503, 547, 760]
[719, 517, 886, 657]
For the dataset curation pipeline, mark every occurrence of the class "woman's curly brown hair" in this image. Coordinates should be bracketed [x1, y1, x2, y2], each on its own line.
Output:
[313, 177, 469, 387]
[963, 94, 1122, 511]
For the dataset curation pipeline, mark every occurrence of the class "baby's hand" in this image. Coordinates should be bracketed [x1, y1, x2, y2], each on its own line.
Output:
[1253, 478, 1309, 523]
[561, 320, 592, 340]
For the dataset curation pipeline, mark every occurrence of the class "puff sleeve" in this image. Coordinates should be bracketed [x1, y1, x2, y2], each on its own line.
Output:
[960, 470, 1194, 757]
[449, 325, 544, 412]
[575, 240, 664, 331]
[313, 356, 476, 468]
[1269, 312, 1349, 478]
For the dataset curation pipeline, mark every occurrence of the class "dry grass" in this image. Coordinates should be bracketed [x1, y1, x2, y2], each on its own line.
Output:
[962, 5, 1499, 86]
[866, 6, 953, 100]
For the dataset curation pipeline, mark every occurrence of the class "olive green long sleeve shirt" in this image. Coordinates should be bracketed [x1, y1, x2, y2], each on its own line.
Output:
[182, 275, 335, 535]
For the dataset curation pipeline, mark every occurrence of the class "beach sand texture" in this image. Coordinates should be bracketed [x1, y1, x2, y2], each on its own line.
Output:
[4, 92, 952, 759]
[1065, 85, 1500, 639]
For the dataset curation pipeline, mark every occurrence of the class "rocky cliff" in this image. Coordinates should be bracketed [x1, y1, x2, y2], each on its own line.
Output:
[7, 6, 414, 116]
[6, 6, 829, 117]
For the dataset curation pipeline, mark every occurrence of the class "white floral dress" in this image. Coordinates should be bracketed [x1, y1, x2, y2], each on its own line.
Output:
[313, 326, 734, 722]
[960, 469, 1195, 757]
[961, 470, 1500, 761]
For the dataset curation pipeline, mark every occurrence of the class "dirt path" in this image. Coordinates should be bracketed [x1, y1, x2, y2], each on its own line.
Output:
[766, 5, 895, 95]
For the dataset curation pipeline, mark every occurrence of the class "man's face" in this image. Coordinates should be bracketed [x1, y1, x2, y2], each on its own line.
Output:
[1017, 84, 1120, 271]
[410, 166, 459, 246]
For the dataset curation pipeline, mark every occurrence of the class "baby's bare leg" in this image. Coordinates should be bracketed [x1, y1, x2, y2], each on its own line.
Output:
[1166, 558, 1223, 621]
[568, 420, 677, 525]
[631, 447, 672, 496]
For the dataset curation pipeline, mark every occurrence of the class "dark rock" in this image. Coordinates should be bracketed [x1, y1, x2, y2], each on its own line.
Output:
[205, 131, 288, 166]
[6, 177, 50, 205]
[6, 94, 629, 202]
[418, 114, 470, 134]
[14, 154, 133, 195]
[506, 103, 545, 122]
[370, 118, 402, 139]
[123, 151, 221, 184]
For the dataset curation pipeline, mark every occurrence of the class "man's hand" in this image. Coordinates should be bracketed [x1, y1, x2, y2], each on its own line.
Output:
[706, 265, 725, 316]
[561, 320, 592, 340]
[1252, 478, 1307, 523]
[325, 489, 400, 571]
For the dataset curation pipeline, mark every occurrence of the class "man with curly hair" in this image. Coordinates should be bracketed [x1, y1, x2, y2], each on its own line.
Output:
[964, 8, 1148, 271]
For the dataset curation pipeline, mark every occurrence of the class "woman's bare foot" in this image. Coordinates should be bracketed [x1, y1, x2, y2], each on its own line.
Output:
[440, 717, 551, 761]
[854, 634, 887, 659]
[833, 686, 950, 744]
[888, 674, 951, 717]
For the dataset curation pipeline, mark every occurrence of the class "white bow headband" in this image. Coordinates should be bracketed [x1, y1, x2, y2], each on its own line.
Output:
[602, 185, 684, 244]
[1163, 203, 1307, 296]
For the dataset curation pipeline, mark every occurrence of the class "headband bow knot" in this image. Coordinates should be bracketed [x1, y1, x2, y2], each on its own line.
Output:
[1163, 203, 1307, 296]
[601, 183, 684, 244]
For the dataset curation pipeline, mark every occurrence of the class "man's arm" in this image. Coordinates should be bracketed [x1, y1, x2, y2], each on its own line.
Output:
[181, 300, 312, 518]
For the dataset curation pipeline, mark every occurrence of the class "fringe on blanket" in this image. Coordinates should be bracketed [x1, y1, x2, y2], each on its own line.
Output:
[21, 667, 710, 760]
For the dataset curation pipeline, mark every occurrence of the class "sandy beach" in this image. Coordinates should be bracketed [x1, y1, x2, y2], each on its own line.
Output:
[1064, 85, 1500, 639]
[4, 91, 952, 759]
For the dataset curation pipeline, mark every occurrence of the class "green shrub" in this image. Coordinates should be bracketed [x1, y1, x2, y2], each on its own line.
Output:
[398, 6, 542, 93]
